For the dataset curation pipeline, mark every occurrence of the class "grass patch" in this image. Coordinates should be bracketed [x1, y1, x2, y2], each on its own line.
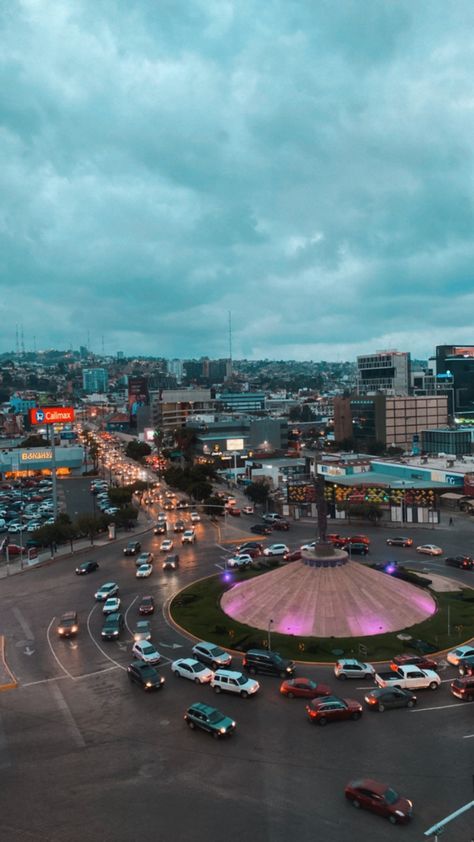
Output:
[170, 571, 474, 662]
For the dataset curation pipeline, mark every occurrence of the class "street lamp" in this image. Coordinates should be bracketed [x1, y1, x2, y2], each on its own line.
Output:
[267, 618, 274, 651]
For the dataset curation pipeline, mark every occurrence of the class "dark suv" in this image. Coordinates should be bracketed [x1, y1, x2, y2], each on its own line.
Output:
[242, 649, 295, 678]
[123, 541, 141, 556]
[458, 655, 474, 676]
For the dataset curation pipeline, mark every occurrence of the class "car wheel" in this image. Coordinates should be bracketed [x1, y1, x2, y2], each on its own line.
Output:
[214, 685, 221, 693]
[364, 672, 373, 680]
[378, 704, 385, 712]
[407, 699, 416, 708]
[172, 670, 179, 677]
[338, 673, 347, 680]
[240, 690, 249, 698]
[351, 799, 360, 809]
[429, 681, 439, 690]
[194, 677, 201, 685]
[187, 720, 195, 730]
[388, 815, 397, 824]
[287, 692, 294, 699]
[318, 717, 327, 726]
[351, 711, 361, 721]
[387, 541, 392, 546]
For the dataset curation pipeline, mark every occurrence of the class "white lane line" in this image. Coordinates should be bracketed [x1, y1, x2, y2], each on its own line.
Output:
[74, 666, 119, 681]
[48, 682, 86, 748]
[86, 603, 127, 671]
[410, 703, 465, 713]
[21, 675, 69, 688]
[12, 607, 34, 641]
[46, 618, 74, 680]
[124, 595, 138, 637]
[462, 733, 474, 739]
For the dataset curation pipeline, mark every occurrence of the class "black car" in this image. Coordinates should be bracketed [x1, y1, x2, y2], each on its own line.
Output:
[347, 542, 369, 556]
[163, 554, 179, 571]
[127, 660, 165, 690]
[173, 521, 185, 533]
[154, 523, 167, 535]
[184, 703, 235, 738]
[445, 555, 474, 570]
[272, 520, 290, 531]
[123, 541, 141, 556]
[75, 560, 99, 575]
[364, 687, 417, 712]
[458, 655, 474, 676]
[101, 612, 124, 640]
[57, 611, 79, 638]
[242, 649, 295, 678]
[386, 537, 413, 548]
[250, 524, 273, 535]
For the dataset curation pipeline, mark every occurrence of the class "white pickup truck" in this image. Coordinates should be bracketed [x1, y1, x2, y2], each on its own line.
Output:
[374, 666, 440, 691]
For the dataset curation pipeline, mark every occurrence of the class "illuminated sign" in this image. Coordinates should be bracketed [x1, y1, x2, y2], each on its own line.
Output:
[21, 450, 53, 461]
[226, 438, 244, 451]
[29, 407, 75, 425]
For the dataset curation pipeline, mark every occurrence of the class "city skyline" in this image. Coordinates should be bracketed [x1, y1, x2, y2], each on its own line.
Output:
[2, 1, 474, 360]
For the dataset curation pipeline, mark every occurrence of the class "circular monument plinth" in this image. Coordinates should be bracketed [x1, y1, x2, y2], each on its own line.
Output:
[221, 554, 436, 638]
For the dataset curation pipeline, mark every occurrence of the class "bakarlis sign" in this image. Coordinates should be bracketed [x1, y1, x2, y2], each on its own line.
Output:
[29, 406, 75, 425]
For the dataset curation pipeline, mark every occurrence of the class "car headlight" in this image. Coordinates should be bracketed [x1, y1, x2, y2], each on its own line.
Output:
[395, 810, 405, 817]
[113, 631, 118, 636]
[146, 682, 152, 688]
[219, 727, 226, 734]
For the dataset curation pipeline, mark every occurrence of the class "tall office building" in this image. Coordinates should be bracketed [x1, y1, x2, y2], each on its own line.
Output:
[334, 394, 448, 451]
[357, 351, 410, 396]
[435, 345, 474, 415]
[82, 368, 108, 394]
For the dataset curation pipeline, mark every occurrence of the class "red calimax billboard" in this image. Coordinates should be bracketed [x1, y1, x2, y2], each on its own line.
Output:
[29, 407, 75, 425]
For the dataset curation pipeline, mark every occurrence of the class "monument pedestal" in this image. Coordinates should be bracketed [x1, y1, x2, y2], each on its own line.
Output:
[301, 542, 348, 568]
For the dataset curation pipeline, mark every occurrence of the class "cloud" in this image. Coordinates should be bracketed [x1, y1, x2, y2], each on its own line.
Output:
[1, 0, 474, 359]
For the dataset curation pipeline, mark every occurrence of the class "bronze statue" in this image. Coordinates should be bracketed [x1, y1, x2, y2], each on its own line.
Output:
[314, 475, 328, 543]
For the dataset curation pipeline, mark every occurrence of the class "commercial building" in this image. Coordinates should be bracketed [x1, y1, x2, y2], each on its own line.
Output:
[188, 417, 288, 457]
[151, 389, 215, 435]
[216, 392, 265, 413]
[0, 445, 84, 479]
[357, 350, 410, 396]
[434, 345, 474, 415]
[82, 368, 108, 394]
[421, 427, 473, 457]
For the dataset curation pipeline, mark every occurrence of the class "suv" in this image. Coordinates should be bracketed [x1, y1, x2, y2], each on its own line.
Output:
[127, 660, 165, 691]
[182, 529, 195, 544]
[262, 513, 283, 524]
[334, 659, 375, 680]
[174, 521, 185, 533]
[458, 655, 474, 676]
[154, 523, 167, 535]
[450, 676, 474, 701]
[211, 670, 259, 698]
[123, 540, 141, 556]
[163, 554, 179, 571]
[184, 703, 236, 738]
[57, 612, 79, 638]
[192, 641, 232, 670]
[242, 649, 295, 678]
[101, 612, 124, 640]
[445, 555, 474, 570]
[348, 542, 369, 556]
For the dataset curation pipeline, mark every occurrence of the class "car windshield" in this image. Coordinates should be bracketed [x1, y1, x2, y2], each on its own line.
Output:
[193, 663, 205, 672]
[209, 647, 223, 657]
[237, 675, 247, 685]
[208, 710, 224, 724]
[383, 787, 400, 805]
[142, 644, 154, 654]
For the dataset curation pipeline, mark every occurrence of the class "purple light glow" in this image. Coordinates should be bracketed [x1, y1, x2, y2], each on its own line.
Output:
[274, 613, 313, 637]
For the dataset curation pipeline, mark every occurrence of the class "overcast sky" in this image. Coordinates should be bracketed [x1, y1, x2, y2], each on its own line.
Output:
[1, 1, 473, 361]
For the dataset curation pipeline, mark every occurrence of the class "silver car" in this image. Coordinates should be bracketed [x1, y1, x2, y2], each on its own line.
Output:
[334, 659, 375, 680]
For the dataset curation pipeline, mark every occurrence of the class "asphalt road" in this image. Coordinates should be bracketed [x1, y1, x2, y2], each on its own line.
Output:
[1, 499, 474, 842]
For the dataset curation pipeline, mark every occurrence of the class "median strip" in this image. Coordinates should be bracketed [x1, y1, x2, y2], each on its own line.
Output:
[0, 636, 18, 691]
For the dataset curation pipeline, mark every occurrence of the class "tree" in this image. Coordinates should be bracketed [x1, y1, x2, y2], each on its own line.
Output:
[245, 481, 271, 505]
[125, 440, 152, 462]
[20, 435, 48, 448]
[188, 480, 213, 502]
[203, 495, 225, 517]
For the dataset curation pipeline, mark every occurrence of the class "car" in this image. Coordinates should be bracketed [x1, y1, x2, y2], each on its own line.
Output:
[173, 521, 185, 533]
[416, 544, 443, 556]
[127, 660, 165, 691]
[138, 595, 155, 615]
[227, 507, 241, 517]
[101, 612, 124, 640]
[458, 655, 474, 676]
[250, 524, 272, 535]
[334, 659, 375, 680]
[103, 596, 121, 614]
[386, 536, 413, 547]
[327, 533, 348, 547]
[390, 654, 438, 671]
[450, 676, 474, 701]
[263, 543, 289, 558]
[57, 611, 79, 638]
[153, 522, 167, 535]
[136, 551, 154, 566]
[306, 695, 363, 725]
[280, 678, 332, 699]
[176, 500, 188, 510]
[211, 670, 259, 698]
[364, 687, 417, 711]
[285, 549, 302, 561]
[447, 645, 474, 666]
[242, 506, 254, 515]
[347, 535, 370, 545]
[190, 512, 201, 523]
[95, 582, 119, 601]
[243, 649, 295, 678]
[192, 641, 232, 670]
[272, 519, 290, 531]
[132, 641, 161, 665]
[445, 555, 474, 570]
[227, 554, 253, 570]
[160, 539, 174, 552]
[133, 620, 152, 642]
[301, 541, 316, 551]
[262, 513, 283, 523]
[347, 542, 369, 555]
[157, 512, 167, 521]
[163, 501, 174, 511]
[184, 702, 235, 738]
[344, 779, 413, 824]
[136, 563, 153, 578]
[182, 530, 196, 544]
[163, 554, 179, 570]
[171, 658, 214, 683]
[237, 541, 263, 556]
[123, 540, 141, 556]
[75, 560, 99, 575]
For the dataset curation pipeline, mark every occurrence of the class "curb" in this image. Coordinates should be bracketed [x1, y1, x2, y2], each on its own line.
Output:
[0, 636, 18, 691]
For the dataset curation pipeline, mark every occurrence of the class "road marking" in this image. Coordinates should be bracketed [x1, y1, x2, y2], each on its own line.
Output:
[86, 604, 127, 671]
[49, 682, 86, 748]
[410, 703, 465, 712]
[462, 733, 474, 739]
[21, 675, 69, 688]
[74, 666, 119, 681]
[23, 646, 35, 656]
[12, 607, 34, 641]
[215, 563, 225, 571]
[159, 642, 182, 649]
[46, 618, 74, 680]
[124, 594, 138, 637]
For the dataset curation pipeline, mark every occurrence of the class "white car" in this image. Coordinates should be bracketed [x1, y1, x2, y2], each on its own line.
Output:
[8, 523, 23, 533]
[136, 563, 153, 578]
[334, 659, 376, 680]
[447, 645, 474, 666]
[95, 582, 119, 601]
[190, 512, 201, 523]
[136, 552, 154, 565]
[182, 530, 195, 544]
[160, 539, 174, 552]
[227, 554, 253, 569]
[242, 505, 254, 515]
[132, 641, 161, 665]
[263, 544, 289, 557]
[416, 544, 443, 556]
[103, 596, 121, 614]
[301, 541, 316, 551]
[211, 670, 260, 698]
[171, 658, 214, 684]
[27, 522, 42, 532]
[133, 620, 152, 642]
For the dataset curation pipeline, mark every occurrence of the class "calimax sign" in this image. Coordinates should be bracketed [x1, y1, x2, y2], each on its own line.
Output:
[29, 407, 75, 425]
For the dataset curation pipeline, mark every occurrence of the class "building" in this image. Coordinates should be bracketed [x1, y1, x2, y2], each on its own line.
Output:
[188, 417, 288, 458]
[216, 392, 265, 413]
[421, 427, 473, 457]
[152, 389, 215, 435]
[0, 445, 84, 479]
[357, 350, 410, 396]
[334, 394, 449, 451]
[82, 368, 108, 394]
[435, 345, 474, 415]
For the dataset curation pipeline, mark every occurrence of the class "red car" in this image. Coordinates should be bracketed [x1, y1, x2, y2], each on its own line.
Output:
[138, 595, 155, 615]
[327, 534, 348, 548]
[306, 696, 363, 725]
[5, 544, 26, 556]
[344, 779, 413, 825]
[227, 508, 241, 517]
[272, 520, 290, 531]
[348, 535, 370, 545]
[450, 676, 474, 701]
[280, 678, 331, 699]
[285, 550, 302, 561]
[390, 654, 438, 672]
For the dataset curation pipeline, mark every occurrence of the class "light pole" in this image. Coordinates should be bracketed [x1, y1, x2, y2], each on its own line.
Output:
[267, 618, 274, 651]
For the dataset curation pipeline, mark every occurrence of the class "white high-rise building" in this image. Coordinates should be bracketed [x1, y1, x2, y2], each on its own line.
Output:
[357, 350, 410, 396]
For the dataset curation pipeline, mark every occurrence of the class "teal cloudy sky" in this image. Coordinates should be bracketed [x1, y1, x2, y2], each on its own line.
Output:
[1, 0, 474, 360]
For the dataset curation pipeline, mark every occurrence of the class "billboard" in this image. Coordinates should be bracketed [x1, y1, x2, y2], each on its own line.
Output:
[29, 407, 75, 425]
[128, 377, 149, 417]
[226, 438, 245, 451]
